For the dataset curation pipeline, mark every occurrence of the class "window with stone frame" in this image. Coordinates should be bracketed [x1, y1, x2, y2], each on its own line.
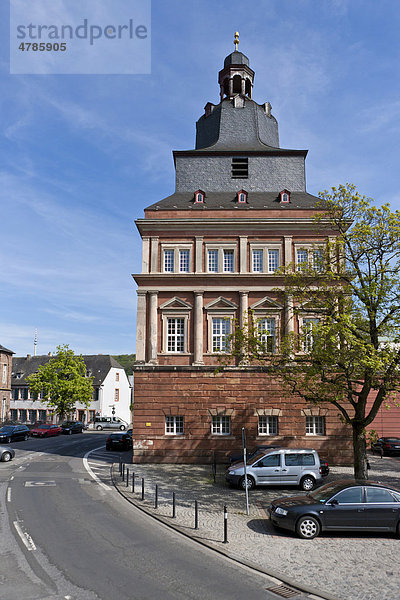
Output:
[252, 249, 263, 272]
[212, 317, 231, 352]
[296, 249, 308, 271]
[223, 249, 234, 272]
[179, 249, 190, 273]
[2, 364, 6, 384]
[211, 415, 231, 435]
[167, 317, 185, 352]
[164, 249, 175, 272]
[257, 318, 276, 353]
[250, 244, 281, 274]
[10, 409, 17, 421]
[302, 318, 320, 352]
[268, 249, 279, 272]
[165, 415, 184, 435]
[258, 415, 278, 435]
[208, 249, 219, 272]
[305, 415, 325, 436]
[115, 389, 119, 402]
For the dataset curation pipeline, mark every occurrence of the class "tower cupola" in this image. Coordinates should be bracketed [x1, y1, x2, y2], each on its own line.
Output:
[218, 32, 255, 101]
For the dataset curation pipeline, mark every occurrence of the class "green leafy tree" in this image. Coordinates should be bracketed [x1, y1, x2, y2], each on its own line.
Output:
[27, 345, 94, 422]
[227, 184, 400, 479]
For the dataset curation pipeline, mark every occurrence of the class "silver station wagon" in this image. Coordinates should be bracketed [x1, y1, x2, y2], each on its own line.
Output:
[226, 448, 324, 491]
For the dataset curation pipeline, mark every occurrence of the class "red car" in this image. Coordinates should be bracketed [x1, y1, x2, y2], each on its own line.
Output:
[30, 424, 62, 438]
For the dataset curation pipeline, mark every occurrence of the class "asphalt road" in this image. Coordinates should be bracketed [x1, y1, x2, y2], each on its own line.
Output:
[0, 432, 287, 600]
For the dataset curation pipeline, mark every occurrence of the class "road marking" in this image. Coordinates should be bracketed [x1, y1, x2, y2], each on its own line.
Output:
[25, 481, 56, 487]
[7, 488, 11, 502]
[83, 446, 111, 491]
[13, 521, 36, 551]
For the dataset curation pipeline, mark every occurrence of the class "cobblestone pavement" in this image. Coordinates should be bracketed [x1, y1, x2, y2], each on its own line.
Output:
[111, 454, 400, 600]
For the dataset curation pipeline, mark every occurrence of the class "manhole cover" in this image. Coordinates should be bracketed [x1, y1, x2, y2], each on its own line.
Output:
[266, 584, 300, 598]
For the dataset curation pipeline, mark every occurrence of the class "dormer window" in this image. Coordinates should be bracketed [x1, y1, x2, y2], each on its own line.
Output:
[237, 190, 247, 204]
[280, 189, 290, 203]
[194, 190, 205, 204]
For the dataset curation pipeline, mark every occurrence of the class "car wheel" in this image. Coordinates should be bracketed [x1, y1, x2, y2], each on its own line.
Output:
[300, 476, 315, 491]
[1, 451, 12, 462]
[23, 434, 29, 441]
[96, 425, 103, 431]
[6, 436, 11, 444]
[239, 475, 255, 490]
[296, 516, 320, 539]
[119, 425, 126, 431]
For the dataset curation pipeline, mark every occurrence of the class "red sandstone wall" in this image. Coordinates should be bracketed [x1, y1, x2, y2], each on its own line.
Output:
[132, 369, 353, 465]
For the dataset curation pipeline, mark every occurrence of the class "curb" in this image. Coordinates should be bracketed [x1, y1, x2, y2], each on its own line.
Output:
[111, 463, 338, 600]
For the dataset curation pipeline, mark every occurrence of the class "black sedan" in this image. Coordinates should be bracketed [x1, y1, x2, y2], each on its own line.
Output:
[61, 421, 84, 435]
[268, 479, 400, 539]
[0, 425, 30, 443]
[372, 437, 400, 456]
[106, 432, 133, 451]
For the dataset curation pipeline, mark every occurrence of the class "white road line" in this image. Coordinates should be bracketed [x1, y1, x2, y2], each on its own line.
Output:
[83, 446, 111, 491]
[13, 521, 36, 551]
[7, 488, 11, 502]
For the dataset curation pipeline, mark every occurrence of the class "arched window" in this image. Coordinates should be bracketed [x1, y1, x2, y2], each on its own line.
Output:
[233, 75, 241, 94]
[194, 190, 205, 203]
[280, 190, 290, 203]
[237, 190, 247, 203]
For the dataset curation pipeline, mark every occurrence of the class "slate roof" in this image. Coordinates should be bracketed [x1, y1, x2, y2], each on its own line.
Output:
[12, 355, 123, 387]
[145, 191, 323, 212]
[0, 344, 14, 354]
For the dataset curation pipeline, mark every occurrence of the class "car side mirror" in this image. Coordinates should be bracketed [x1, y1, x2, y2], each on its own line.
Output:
[329, 499, 339, 506]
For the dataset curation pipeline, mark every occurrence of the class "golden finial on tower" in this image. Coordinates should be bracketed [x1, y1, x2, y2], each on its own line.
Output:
[234, 31, 239, 51]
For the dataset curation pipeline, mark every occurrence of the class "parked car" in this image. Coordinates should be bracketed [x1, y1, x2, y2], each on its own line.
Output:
[30, 424, 62, 438]
[60, 421, 84, 435]
[0, 445, 15, 462]
[371, 437, 400, 456]
[94, 417, 127, 431]
[268, 479, 400, 539]
[226, 448, 324, 491]
[106, 432, 133, 451]
[0, 425, 30, 443]
[229, 445, 281, 464]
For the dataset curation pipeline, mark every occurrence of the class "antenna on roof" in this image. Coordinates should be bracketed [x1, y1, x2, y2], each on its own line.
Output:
[34, 329, 37, 356]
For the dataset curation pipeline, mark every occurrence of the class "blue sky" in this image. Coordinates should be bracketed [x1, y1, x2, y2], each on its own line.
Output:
[1, 0, 400, 357]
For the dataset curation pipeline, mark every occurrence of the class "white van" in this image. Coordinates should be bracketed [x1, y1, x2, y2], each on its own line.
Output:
[226, 448, 323, 491]
[93, 416, 127, 431]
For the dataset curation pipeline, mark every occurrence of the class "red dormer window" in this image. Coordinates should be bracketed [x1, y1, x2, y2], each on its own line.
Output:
[237, 189, 248, 204]
[194, 190, 205, 203]
[280, 189, 290, 203]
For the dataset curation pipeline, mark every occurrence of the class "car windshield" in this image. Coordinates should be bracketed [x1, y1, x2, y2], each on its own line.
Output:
[309, 481, 355, 503]
[247, 452, 273, 466]
[386, 438, 400, 443]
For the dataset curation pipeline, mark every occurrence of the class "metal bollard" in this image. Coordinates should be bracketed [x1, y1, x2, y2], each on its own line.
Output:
[122, 463, 125, 482]
[155, 484, 158, 509]
[126, 468, 129, 487]
[132, 472, 135, 493]
[223, 505, 228, 543]
[141, 477, 144, 501]
[119, 459, 122, 475]
[194, 500, 199, 530]
[172, 492, 176, 518]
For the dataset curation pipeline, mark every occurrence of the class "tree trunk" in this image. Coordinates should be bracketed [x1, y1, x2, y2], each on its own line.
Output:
[352, 422, 369, 480]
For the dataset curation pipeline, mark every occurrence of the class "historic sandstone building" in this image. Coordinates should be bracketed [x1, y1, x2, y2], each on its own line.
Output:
[132, 41, 352, 464]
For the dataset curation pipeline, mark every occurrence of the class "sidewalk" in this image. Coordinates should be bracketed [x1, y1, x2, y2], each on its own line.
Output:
[112, 454, 400, 600]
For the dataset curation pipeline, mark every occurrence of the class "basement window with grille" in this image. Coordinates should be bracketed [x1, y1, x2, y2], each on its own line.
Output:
[231, 157, 248, 179]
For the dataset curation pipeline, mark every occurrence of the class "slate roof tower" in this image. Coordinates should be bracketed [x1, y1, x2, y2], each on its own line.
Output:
[132, 37, 351, 464]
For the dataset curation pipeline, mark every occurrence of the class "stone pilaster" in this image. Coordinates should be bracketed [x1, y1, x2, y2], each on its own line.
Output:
[195, 237, 203, 273]
[192, 291, 204, 365]
[239, 236, 248, 273]
[150, 237, 159, 273]
[141, 237, 150, 274]
[148, 291, 158, 364]
[135, 291, 147, 363]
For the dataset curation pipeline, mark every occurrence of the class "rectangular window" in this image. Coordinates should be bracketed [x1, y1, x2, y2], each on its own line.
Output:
[312, 249, 324, 273]
[115, 389, 119, 402]
[167, 318, 185, 352]
[13, 388, 18, 400]
[2, 364, 6, 384]
[258, 415, 278, 435]
[212, 318, 231, 352]
[302, 318, 319, 352]
[231, 157, 248, 179]
[22, 388, 28, 400]
[305, 416, 325, 436]
[268, 250, 279, 272]
[10, 409, 17, 421]
[38, 409, 47, 422]
[28, 409, 37, 423]
[164, 249, 175, 272]
[93, 388, 99, 402]
[165, 415, 184, 435]
[296, 249, 308, 271]
[257, 318, 276, 353]
[179, 249, 190, 273]
[208, 249, 219, 272]
[89, 410, 96, 422]
[223, 249, 234, 272]
[211, 415, 231, 435]
[19, 409, 27, 423]
[115, 372, 119, 382]
[252, 249, 263, 272]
